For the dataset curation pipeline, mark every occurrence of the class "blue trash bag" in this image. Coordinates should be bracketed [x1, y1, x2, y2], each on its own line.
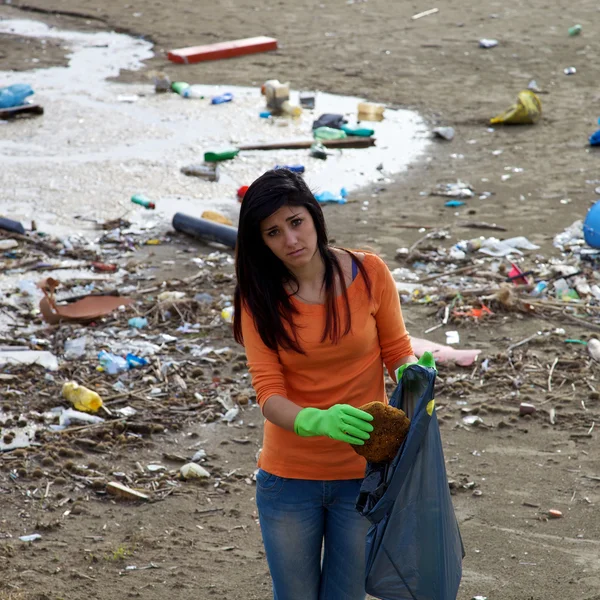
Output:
[356, 364, 464, 600]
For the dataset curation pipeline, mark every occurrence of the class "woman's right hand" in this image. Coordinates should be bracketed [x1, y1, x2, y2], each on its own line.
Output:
[294, 404, 374, 445]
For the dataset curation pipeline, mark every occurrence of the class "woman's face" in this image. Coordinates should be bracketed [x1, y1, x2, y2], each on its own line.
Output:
[260, 205, 318, 269]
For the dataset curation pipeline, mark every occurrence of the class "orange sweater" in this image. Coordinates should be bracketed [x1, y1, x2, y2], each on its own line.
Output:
[241, 253, 413, 480]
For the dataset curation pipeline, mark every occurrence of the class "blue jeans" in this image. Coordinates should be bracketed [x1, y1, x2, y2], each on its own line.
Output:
[256, 469, 369, 600]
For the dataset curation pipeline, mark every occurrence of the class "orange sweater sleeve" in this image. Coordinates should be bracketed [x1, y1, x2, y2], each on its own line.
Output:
[240, 304, 288, 407]
[371, 255, 414, 376]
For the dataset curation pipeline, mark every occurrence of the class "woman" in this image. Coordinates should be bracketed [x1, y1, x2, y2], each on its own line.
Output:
[233, 169, 417, 600]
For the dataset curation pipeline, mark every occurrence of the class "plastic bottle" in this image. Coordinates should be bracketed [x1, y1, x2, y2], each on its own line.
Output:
[568, 24, 582, 36]
[98, 351, 129, 375]
[211, 92, 233, 105]
[0, 84, 34, 109]
[131, 194, 155, 209]
[530, 281, 548, 297]
[280, 100, 302, 117]
[171, 81, 189, 95]
[182, 86, 205, 99]
[204, 149, 239, 162]
[126, 354, 149, 369]
[313, 127, 347, 141]
[221, 306, 234, 323]
[62, 381, 103, 412]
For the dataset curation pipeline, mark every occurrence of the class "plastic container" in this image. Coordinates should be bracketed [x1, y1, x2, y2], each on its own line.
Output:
[263, 80, 290, 110]
[62, 381, 103, 412]
[568, 24, 582, 36]
[583, 200, 600, 249]
[0, 84, 34, 109]
[357, 101, 385, 119]
[172, 212, 237, 248]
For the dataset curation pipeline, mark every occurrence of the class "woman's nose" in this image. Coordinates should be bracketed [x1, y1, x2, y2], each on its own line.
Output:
[284, 228, 297, 246]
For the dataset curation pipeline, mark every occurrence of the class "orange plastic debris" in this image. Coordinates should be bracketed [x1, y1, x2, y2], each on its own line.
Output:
[168, 36, 278, 64]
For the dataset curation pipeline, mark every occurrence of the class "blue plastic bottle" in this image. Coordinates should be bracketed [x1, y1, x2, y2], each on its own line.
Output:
[211, 92, 233, 105]
[0, 84, 34, 109]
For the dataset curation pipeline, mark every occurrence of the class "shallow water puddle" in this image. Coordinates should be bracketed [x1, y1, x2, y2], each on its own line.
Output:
[0, 18, 430, 237]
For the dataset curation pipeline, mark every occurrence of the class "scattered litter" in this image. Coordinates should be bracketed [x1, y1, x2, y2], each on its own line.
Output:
[180, 164, 218, 181]
[201, 210, 233, 226]
[106, 482, 149, 501]
[478, 236, 539, 257]
[131, 194, 155, 210]
[411, 7, 439, 20]
[479, 39, 498, 49]
[168, 36, 278, 64]
[568, 24, 582, 37]
[315, 189, 348, 204]
[564, 67, 577, 76]
[548, 509, 563, 519]
[490, 90, 542, 125]
[19, 534, 42, 543]
[38, 278, 133, 325]
[519, 403, 536, 416]
[433, 181, 474, 199]
[56, 408, 105, 428]
[128, 317, 148, 329]
[62, 381, 103, 412]
[433, 126, 455, 141]
[0, 350, 59, 371]
[446, 331, 460, 345]
[588, 339, 600, 362]
[411, 338, 480, 367]
[180, 463, 211, 479]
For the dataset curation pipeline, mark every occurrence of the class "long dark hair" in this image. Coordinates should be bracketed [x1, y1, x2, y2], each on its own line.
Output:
[233, 169, 371, 353]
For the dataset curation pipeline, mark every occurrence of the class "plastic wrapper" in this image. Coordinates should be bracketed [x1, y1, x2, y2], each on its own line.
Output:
[490, 90, 542, 125]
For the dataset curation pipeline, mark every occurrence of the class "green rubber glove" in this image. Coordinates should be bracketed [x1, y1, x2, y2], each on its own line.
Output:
[395, 351, 437, 382]
[294, 405, 374, 445]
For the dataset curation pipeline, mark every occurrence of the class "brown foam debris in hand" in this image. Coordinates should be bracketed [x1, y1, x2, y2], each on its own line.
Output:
[352, 401, 410, 464]
[38, 277, 134, 325]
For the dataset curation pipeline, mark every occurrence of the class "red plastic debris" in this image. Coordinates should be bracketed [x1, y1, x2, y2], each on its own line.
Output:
[237, 185, 249, 201]
[168, 36, 278, 65]
[91, 262, 118, 273]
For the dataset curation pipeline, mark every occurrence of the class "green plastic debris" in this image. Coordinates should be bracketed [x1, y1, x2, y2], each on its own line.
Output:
[313, 126, 347, 141]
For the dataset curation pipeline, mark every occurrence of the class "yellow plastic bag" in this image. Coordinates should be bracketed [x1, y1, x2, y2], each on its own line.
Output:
[201, 210, 233, 226]
[490, 90, 542, 125]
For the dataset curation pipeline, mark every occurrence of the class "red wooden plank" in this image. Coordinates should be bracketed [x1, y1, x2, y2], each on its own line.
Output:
[168, 36, 278, 64]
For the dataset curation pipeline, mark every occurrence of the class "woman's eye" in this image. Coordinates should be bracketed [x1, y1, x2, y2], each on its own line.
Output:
[291, 219, 302, 227]
[267, 230, 278, 237]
